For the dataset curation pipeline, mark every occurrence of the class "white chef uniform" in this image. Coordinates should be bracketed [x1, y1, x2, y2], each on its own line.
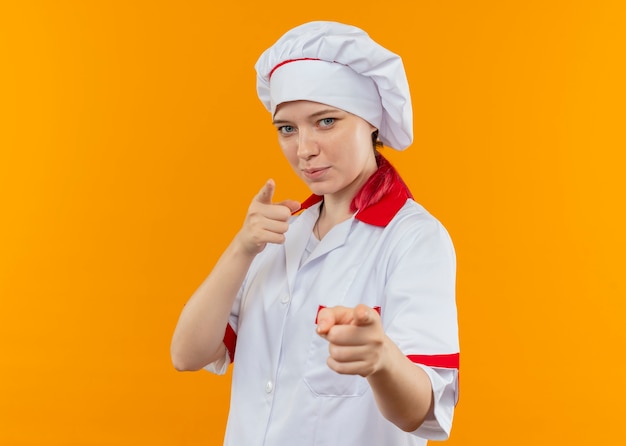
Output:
[206, 173, 459, 446]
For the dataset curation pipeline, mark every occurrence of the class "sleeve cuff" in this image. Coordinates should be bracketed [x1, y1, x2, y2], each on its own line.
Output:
[412, 364, 458, 440]
[203, 346, 231, 375]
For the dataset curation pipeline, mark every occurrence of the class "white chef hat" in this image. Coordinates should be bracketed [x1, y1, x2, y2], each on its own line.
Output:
[255, 21, 413, 151]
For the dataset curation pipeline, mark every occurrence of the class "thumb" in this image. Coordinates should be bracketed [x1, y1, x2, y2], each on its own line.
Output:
[353, 304, 374, 327]
[254, 179, 275, 204]
[276, 199, 301, 214]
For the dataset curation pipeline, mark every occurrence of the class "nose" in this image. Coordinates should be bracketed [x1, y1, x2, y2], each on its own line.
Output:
[296, 129, 319, 160]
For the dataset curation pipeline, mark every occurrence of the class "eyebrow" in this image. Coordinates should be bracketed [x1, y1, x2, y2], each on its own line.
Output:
[273, 108, 341, 125]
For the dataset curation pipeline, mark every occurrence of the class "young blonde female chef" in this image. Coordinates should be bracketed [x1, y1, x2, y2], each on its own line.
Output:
[171, 21, 459, 446]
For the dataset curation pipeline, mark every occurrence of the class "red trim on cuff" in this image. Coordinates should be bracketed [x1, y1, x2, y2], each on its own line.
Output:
[224, 324, 237, 363]
[408, 353, 460, 369]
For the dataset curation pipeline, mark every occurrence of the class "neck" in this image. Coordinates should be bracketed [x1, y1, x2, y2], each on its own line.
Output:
[319, 195, 352, 223]
[315, 154, 378, 238]
[314, 195, 354, 240]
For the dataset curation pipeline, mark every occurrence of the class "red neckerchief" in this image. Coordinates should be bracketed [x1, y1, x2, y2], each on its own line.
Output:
[298, 174, 413, 227]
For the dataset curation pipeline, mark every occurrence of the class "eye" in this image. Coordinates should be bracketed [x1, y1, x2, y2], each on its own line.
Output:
[278, 125, 296, 135]
[319, 118, 335, 128]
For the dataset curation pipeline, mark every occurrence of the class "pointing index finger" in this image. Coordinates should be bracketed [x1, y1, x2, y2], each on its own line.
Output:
[316, 306, 355, 335]
[316, 307, 337, 335]
[254, 179, 275, 204]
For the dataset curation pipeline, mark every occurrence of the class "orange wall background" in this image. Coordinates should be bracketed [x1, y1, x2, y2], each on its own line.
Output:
[1, 1, 625, 445]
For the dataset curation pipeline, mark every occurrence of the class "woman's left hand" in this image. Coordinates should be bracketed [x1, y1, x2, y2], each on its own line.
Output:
[316, 304, 388, 378]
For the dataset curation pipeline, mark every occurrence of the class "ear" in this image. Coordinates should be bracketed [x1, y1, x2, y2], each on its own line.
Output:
[371, 129, 380, 147]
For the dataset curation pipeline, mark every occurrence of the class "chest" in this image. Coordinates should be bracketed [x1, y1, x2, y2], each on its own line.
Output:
[240, 221, 396, 333]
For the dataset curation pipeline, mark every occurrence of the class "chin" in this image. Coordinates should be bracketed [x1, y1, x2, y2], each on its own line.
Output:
[306, 183, 334, 196]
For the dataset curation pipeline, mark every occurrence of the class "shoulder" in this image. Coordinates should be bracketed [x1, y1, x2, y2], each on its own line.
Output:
[388, 199, 452, 240]
[378, 199, 455, 267]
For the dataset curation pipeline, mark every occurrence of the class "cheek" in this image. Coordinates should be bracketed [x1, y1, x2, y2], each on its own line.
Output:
[346, 129, 375, 161]
[279, 141, 299, 167]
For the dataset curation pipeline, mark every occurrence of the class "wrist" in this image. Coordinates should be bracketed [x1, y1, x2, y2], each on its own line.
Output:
[229, 234, 261, 260]
[367, 335, 396, 380]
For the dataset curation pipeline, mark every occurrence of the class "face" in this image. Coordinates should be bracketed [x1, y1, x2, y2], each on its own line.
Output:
[272, 101, 378, 203]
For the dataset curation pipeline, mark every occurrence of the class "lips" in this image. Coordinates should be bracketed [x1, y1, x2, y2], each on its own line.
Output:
[302, 167, 329, 180]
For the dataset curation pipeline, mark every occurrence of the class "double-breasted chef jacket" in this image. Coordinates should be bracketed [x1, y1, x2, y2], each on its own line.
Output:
[206, 175, 460, 446]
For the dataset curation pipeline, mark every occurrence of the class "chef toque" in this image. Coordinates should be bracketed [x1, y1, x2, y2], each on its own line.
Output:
[255, 21, 413, 151]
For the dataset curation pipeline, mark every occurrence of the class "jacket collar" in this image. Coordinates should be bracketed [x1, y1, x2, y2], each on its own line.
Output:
[298, 175, 412, 227]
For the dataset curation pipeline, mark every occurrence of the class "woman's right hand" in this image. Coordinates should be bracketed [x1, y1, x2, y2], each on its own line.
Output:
[235, 179, 301, 256]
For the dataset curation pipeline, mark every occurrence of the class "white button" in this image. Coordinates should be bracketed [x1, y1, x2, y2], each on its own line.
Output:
[281, 295, 290, 304]
[265, 381, 273, 393]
